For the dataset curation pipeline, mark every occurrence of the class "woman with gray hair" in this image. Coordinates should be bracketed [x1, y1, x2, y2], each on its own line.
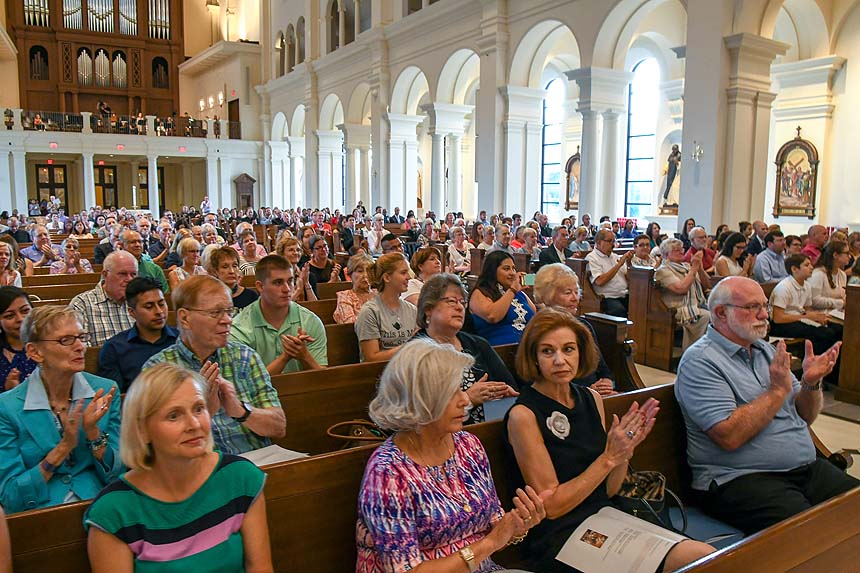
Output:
[414, 273, 517, 424]
[0, 306, 120, 513]
[356, 338, 547, 572]
[49, 236, 94, 274]
[656, 238, 711, 350]
[447, 225, 473, 275]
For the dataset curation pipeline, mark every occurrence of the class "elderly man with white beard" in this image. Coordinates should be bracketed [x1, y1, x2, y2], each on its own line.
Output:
[675, 276, 857, 535]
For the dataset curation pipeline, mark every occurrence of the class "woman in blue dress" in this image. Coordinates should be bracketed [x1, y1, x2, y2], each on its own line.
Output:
[469, 251, 536, 345]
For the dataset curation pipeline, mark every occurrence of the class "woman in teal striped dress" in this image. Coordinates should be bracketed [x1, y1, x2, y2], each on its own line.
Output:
[84, 363, 273, 573]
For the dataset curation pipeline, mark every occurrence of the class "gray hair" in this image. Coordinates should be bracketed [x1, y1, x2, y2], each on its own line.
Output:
[689, 226, 707, 239]
[495, 224, 510, 234]
[450, 225, 465, 238]
[29, 224, 47, 241]
[200, 243, 220, 270]
[416, 273, 467, 329]
[533, 263, 578, 306]
[60, 236, 79, 251]
[369, 338, 474, 432]
[707, 276, 740, 312]
[660, 237, 683, 259]
[21, 305, 84, 345]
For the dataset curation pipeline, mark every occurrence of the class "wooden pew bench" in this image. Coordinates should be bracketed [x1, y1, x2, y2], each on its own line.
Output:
[10, 384, 860, 573]
[23, 273, 101, 287]
[565, 258, 605, 315]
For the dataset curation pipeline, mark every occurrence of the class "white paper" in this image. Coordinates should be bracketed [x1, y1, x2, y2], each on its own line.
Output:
[239, 445, 308, 467]
[799, 318, 823, 327]
[828, 309, 845, 321]
[555, 507, 685, 573]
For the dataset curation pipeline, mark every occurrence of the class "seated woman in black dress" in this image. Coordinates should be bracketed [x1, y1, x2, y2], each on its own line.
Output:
[505, 309, 713, 572]
[414, 273, 518, 424]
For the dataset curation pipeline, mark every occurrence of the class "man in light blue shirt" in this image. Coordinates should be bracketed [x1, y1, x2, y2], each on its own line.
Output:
[675, 276, 856, 534]
[753, 230, 788, 284]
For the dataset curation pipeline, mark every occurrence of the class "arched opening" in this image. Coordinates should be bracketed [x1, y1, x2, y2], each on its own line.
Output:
[286, 25, 296, 72]
[405, 0, 421, 16]
[541, 78, 566, 222]
[77, 48, 93, 86]
[112, 51, 127, 88]
[29, 46, 49, 80]
[297, 17, 306, 63]
[624, 58, 661, 218]
[152, 57, 169, 89]
[329, 1, 340, 53]
[275, 32, 285, 77]
[343, 0, 355, 45]
[358, 0, 371, 34]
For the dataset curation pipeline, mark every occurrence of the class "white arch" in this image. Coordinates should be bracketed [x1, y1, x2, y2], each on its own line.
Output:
[347, 82, 372, 124]
[436, 48, 480, 105]
[390, 65, 430, 115]
[271, 111, 288, 141]
[762, 0, 829, 60]
[319, 93, 345, 130]
[593, 0, 687, 70]
[290, 105, 305, 137]
[510, 20, 580, 88]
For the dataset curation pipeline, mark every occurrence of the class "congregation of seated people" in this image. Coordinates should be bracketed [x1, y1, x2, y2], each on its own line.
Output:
[0, 204, 856, 573]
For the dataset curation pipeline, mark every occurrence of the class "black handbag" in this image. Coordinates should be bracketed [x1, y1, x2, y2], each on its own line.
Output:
[615, 469, 687, 534]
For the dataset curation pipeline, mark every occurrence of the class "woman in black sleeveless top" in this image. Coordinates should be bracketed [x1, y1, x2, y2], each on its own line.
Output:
[504, 309, 713, 572]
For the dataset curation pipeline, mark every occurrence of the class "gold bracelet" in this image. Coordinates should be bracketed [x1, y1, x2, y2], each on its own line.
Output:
[506, 532, 528, 546]
[458, 546, 477, 573]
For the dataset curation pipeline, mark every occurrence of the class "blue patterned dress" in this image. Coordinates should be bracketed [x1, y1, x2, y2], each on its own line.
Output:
[356, 431, 505, 572]
[471, 290, 535, 346]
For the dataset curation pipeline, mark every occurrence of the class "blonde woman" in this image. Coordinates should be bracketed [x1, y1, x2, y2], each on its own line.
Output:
[85, 363, 273, 573]
[333, 255, 376, 324]
[447, 225, 472, 275]
[354, 253, 417, 362]
[275, 236, 317, 302]
[0, 236, 33, 279]
[0, 242, 21, 287]
[533, 264, 616, 396]
[168, 237, 207, 291]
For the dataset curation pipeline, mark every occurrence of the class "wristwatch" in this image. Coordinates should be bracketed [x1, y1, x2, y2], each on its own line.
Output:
[458, 546, 477, 573]
[232, 401, 253, 423]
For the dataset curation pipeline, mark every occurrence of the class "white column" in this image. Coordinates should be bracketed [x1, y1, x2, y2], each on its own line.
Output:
[338, 6, 346, 49]
[385, 113, 424, 213]
[0, 152, 12, 213]
[317, 130, 344, 209]
[219, 119, 229, 139]
[282, 154, 293, 208]
[430, 132, 445, 216]
[81, 152, 96, 210]
[219, 157, 232, 208]
[601, 110, 624, 217]
[354, 0, 361, 38]
[130, 160, 140, 208]
[147, 155, 160, 216]
[358, 146, 370, 208]
[206, 119, 216, 139]
[287, 136, 305, 208]
[81, 112, 93, 134]
[345, 145, 357, 209]
[500, 87, 545, 216]
[182, 162, 193, 208]
[10, 150, 28, 213]
[269, 142, 283, 208]
[206, 155, 220, 211]
[448, 134, 462, 214]
[146, 115, 156, 136]
[461, 135, 476, 217]
[577, 110, 601, 220]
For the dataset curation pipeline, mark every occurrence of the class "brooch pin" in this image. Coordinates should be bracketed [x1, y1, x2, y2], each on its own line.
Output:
[547, 411, 570, 440]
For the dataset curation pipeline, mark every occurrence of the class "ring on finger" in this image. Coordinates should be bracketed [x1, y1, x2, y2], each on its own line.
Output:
[626, 430, 635, 439]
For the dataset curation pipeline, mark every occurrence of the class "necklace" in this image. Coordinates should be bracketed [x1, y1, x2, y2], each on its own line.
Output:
[405, 433, 472, 513]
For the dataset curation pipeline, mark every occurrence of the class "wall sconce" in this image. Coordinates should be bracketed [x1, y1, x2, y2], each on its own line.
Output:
[218, 92, 224, 106]
[691, 141, 704, 163]
[199, 99, 206, 112]
[208, 96, 215, 109]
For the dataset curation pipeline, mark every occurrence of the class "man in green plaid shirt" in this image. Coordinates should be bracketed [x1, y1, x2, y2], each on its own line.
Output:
[143, 275, 285, 454]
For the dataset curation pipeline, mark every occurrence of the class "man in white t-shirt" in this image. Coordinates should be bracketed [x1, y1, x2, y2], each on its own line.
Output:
[585, 229, 634, 317]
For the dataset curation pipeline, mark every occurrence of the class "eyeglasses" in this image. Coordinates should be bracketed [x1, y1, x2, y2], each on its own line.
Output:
[438, 297, 467, 308]
[724, 303, 768, 314]
[36, 333, 90, 346]
[184, 307, 239, 319]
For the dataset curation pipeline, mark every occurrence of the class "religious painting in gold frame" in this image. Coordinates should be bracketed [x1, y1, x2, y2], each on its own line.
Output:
[564, 146, 581, 211]
[773, 127, 818, 219]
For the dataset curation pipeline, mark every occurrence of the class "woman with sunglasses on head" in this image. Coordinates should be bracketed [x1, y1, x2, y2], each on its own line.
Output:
[168, 238, 207, 292]
[0, 306, 120, 513]
[414, 274, 518, 425]
[0, 287, 36, 393]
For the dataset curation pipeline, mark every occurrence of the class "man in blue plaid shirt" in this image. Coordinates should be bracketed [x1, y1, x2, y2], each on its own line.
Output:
[143, 275, 285, 454]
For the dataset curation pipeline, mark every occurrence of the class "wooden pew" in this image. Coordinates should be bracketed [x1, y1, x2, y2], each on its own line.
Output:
[324, 322, 360, 365]
[467, 248, 529, 276]
[837, 284, 860, 405]
[627, 266, 676, 371]
[25, 283, 96, 301]
[23, 273, 100, 287]
[564, 258, 605, 315]
[11, 383, 860, 573]
[32, 264, 103, 275]
[299, 298, 338, 324]
[317, 281, 351, 300]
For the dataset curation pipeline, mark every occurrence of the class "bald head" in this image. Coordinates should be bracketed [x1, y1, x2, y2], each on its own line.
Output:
[807, 225, 828, 247]
[708, 276, 769, 346]
[752, 220, 768, 239]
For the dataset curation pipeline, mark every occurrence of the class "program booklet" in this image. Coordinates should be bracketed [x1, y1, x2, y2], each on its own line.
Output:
[555, 506, 685, 573]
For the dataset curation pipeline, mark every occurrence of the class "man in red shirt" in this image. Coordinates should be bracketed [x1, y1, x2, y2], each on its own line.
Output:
[311, 210, 332, 236]
[683, 226, 716, 274]
[800, 224, 828, 265]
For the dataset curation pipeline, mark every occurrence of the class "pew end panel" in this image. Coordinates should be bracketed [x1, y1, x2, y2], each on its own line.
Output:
[627, 266, 676, 372]
[324, 322, 361, 366]
[837, 284, 860, 405]
[564, 258, 604, 315]
[582, 312, 646, 392]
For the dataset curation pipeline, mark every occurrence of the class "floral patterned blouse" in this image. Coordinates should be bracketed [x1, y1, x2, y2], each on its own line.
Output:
[356, 431, 505, 573]
[49, 258, 94, 274]
[333, 289, 376, 324]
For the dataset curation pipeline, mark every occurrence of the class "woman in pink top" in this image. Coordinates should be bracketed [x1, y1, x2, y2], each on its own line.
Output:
[334, 255, 376, 324]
